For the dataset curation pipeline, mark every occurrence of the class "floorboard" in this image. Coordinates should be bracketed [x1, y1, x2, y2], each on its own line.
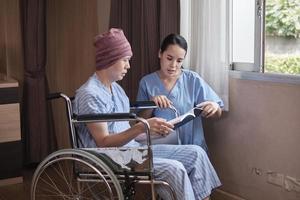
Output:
[0, 167, 33, 200]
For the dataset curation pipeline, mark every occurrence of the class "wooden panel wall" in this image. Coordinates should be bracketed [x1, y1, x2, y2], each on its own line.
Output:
[0, 104, 20, 142]
[0, 0, 23, 184]
[0, 0, 8, 74]
[0, 75, 22, 185]
[46, 0, 111, 148]
[0, 0, 23, 83]
[0, 77, 20, 143]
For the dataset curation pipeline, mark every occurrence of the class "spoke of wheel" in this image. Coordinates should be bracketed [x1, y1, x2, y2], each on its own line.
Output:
[33, 152, 122, 200]
[55, 160, 75, 195]
[37, 171, 67, 199]
[79, 181, 99, 195]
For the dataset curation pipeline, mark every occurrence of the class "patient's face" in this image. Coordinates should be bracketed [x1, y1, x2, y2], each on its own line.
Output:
[159, 44, 186, 78]
[108, 56, 131, 81]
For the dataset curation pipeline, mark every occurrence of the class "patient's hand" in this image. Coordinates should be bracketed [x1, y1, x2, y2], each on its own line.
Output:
[147, 117, 174, 136]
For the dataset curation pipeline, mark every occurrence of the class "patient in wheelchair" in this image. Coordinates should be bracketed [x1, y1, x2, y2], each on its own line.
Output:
[73, 28, 221, 200]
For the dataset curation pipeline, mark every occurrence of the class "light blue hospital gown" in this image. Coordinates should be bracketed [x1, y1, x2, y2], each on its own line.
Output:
[137, 69, 224, 151]
[73, 73, 221, 200]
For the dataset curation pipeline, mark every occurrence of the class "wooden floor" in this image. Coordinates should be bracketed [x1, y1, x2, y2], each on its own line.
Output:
[0, 166, 221, 200]
[0, 167, 33, 200]
[0, 166, 153, 200]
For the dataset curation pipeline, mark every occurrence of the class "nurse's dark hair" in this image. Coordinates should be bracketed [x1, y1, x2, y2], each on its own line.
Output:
[160, 33, 188, 53]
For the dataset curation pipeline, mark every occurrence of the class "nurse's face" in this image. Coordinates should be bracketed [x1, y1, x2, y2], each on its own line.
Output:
[159, 44, 186, 78]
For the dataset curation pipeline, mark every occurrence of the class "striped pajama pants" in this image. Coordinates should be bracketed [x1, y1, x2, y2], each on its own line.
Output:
[152, 145, 221, 200]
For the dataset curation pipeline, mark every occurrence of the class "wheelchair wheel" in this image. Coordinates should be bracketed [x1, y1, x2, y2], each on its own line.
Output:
[31, 149, 124, 200]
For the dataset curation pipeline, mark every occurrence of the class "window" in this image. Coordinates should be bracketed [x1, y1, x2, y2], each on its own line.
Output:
[231, 0, 300, 76]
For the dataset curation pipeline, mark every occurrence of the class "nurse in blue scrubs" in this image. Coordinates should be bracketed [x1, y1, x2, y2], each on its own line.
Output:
[137, 33, 224, 151]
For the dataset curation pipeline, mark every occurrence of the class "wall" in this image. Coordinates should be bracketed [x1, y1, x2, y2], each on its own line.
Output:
[0, 0, 23, 185]
[0, 0, 23, 83]
[207, 77, 300, 200]
[46, 0, 111, 148]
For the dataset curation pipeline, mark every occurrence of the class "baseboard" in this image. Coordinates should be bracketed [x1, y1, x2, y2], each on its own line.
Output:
[0, 176, 23, 187]
[212, 189, 246, 200]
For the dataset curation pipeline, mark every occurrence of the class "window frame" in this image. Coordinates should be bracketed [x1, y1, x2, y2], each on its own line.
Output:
[229, 0, 300, 81]
[230, 0, 264, 73]
[230, 0, 300, 83]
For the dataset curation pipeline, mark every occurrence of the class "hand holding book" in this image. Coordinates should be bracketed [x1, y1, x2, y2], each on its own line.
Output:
[168, 103, 204, 129]
[135, 101, 222, 144]
[135, 103, 204, 144]
[197, 101, 221, 118]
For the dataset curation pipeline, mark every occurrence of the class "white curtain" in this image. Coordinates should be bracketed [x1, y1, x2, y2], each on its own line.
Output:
[180, 0, 229, 110]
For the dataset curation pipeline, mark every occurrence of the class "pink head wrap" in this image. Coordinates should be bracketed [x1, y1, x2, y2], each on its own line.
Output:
[94, 28, 133, 70]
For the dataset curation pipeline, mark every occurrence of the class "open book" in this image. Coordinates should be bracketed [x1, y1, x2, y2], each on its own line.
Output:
[168, 105, 203, 129]
[135, 104, 203, 144]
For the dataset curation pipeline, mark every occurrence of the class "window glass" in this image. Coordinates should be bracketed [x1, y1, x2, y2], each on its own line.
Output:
[232, 0, 255, 63]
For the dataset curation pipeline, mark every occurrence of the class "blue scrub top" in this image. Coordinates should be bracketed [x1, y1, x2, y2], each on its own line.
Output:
[137, 69, 224, 151]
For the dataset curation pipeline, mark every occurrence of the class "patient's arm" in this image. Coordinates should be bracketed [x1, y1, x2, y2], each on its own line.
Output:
[87, 122, 143, 147]
[87, 118, 174, 147]
[131, 100, 157, 120]
[137, 109, 153, 119]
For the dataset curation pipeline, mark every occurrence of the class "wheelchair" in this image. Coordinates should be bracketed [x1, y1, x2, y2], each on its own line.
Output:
[30, 93, 176, 200]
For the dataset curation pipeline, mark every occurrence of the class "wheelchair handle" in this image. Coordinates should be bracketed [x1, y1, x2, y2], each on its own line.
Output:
[47, 92, 75, 101]
[47, 92, 62, 100]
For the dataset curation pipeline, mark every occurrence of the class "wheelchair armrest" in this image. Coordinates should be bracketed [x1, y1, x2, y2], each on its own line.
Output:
[74, 113, 137, 122]
[46, 92, 152, 147]
[74, 113, 152, 146]
[130, 101, 157, 110]
[48, 93, 156, 111]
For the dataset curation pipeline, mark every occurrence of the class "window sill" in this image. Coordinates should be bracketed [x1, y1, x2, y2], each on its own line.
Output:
[229, 70, 300, 85]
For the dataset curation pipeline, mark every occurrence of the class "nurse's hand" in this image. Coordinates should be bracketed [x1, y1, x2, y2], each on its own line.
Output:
[151, 95, 172, 108]
[198, 101, 222, 118]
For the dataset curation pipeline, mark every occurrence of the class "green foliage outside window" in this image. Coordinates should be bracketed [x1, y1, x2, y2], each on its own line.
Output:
[265, 54, 300, 74]
[266, 0, 300, 38]
[265, 0, 300, 75]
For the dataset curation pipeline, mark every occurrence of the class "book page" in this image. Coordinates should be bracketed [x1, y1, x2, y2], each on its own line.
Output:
[168, 109, 195, 125]
[135, 105, 204, 143]
[193, 107, 203, 117]
[168, 106, 203, 129]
